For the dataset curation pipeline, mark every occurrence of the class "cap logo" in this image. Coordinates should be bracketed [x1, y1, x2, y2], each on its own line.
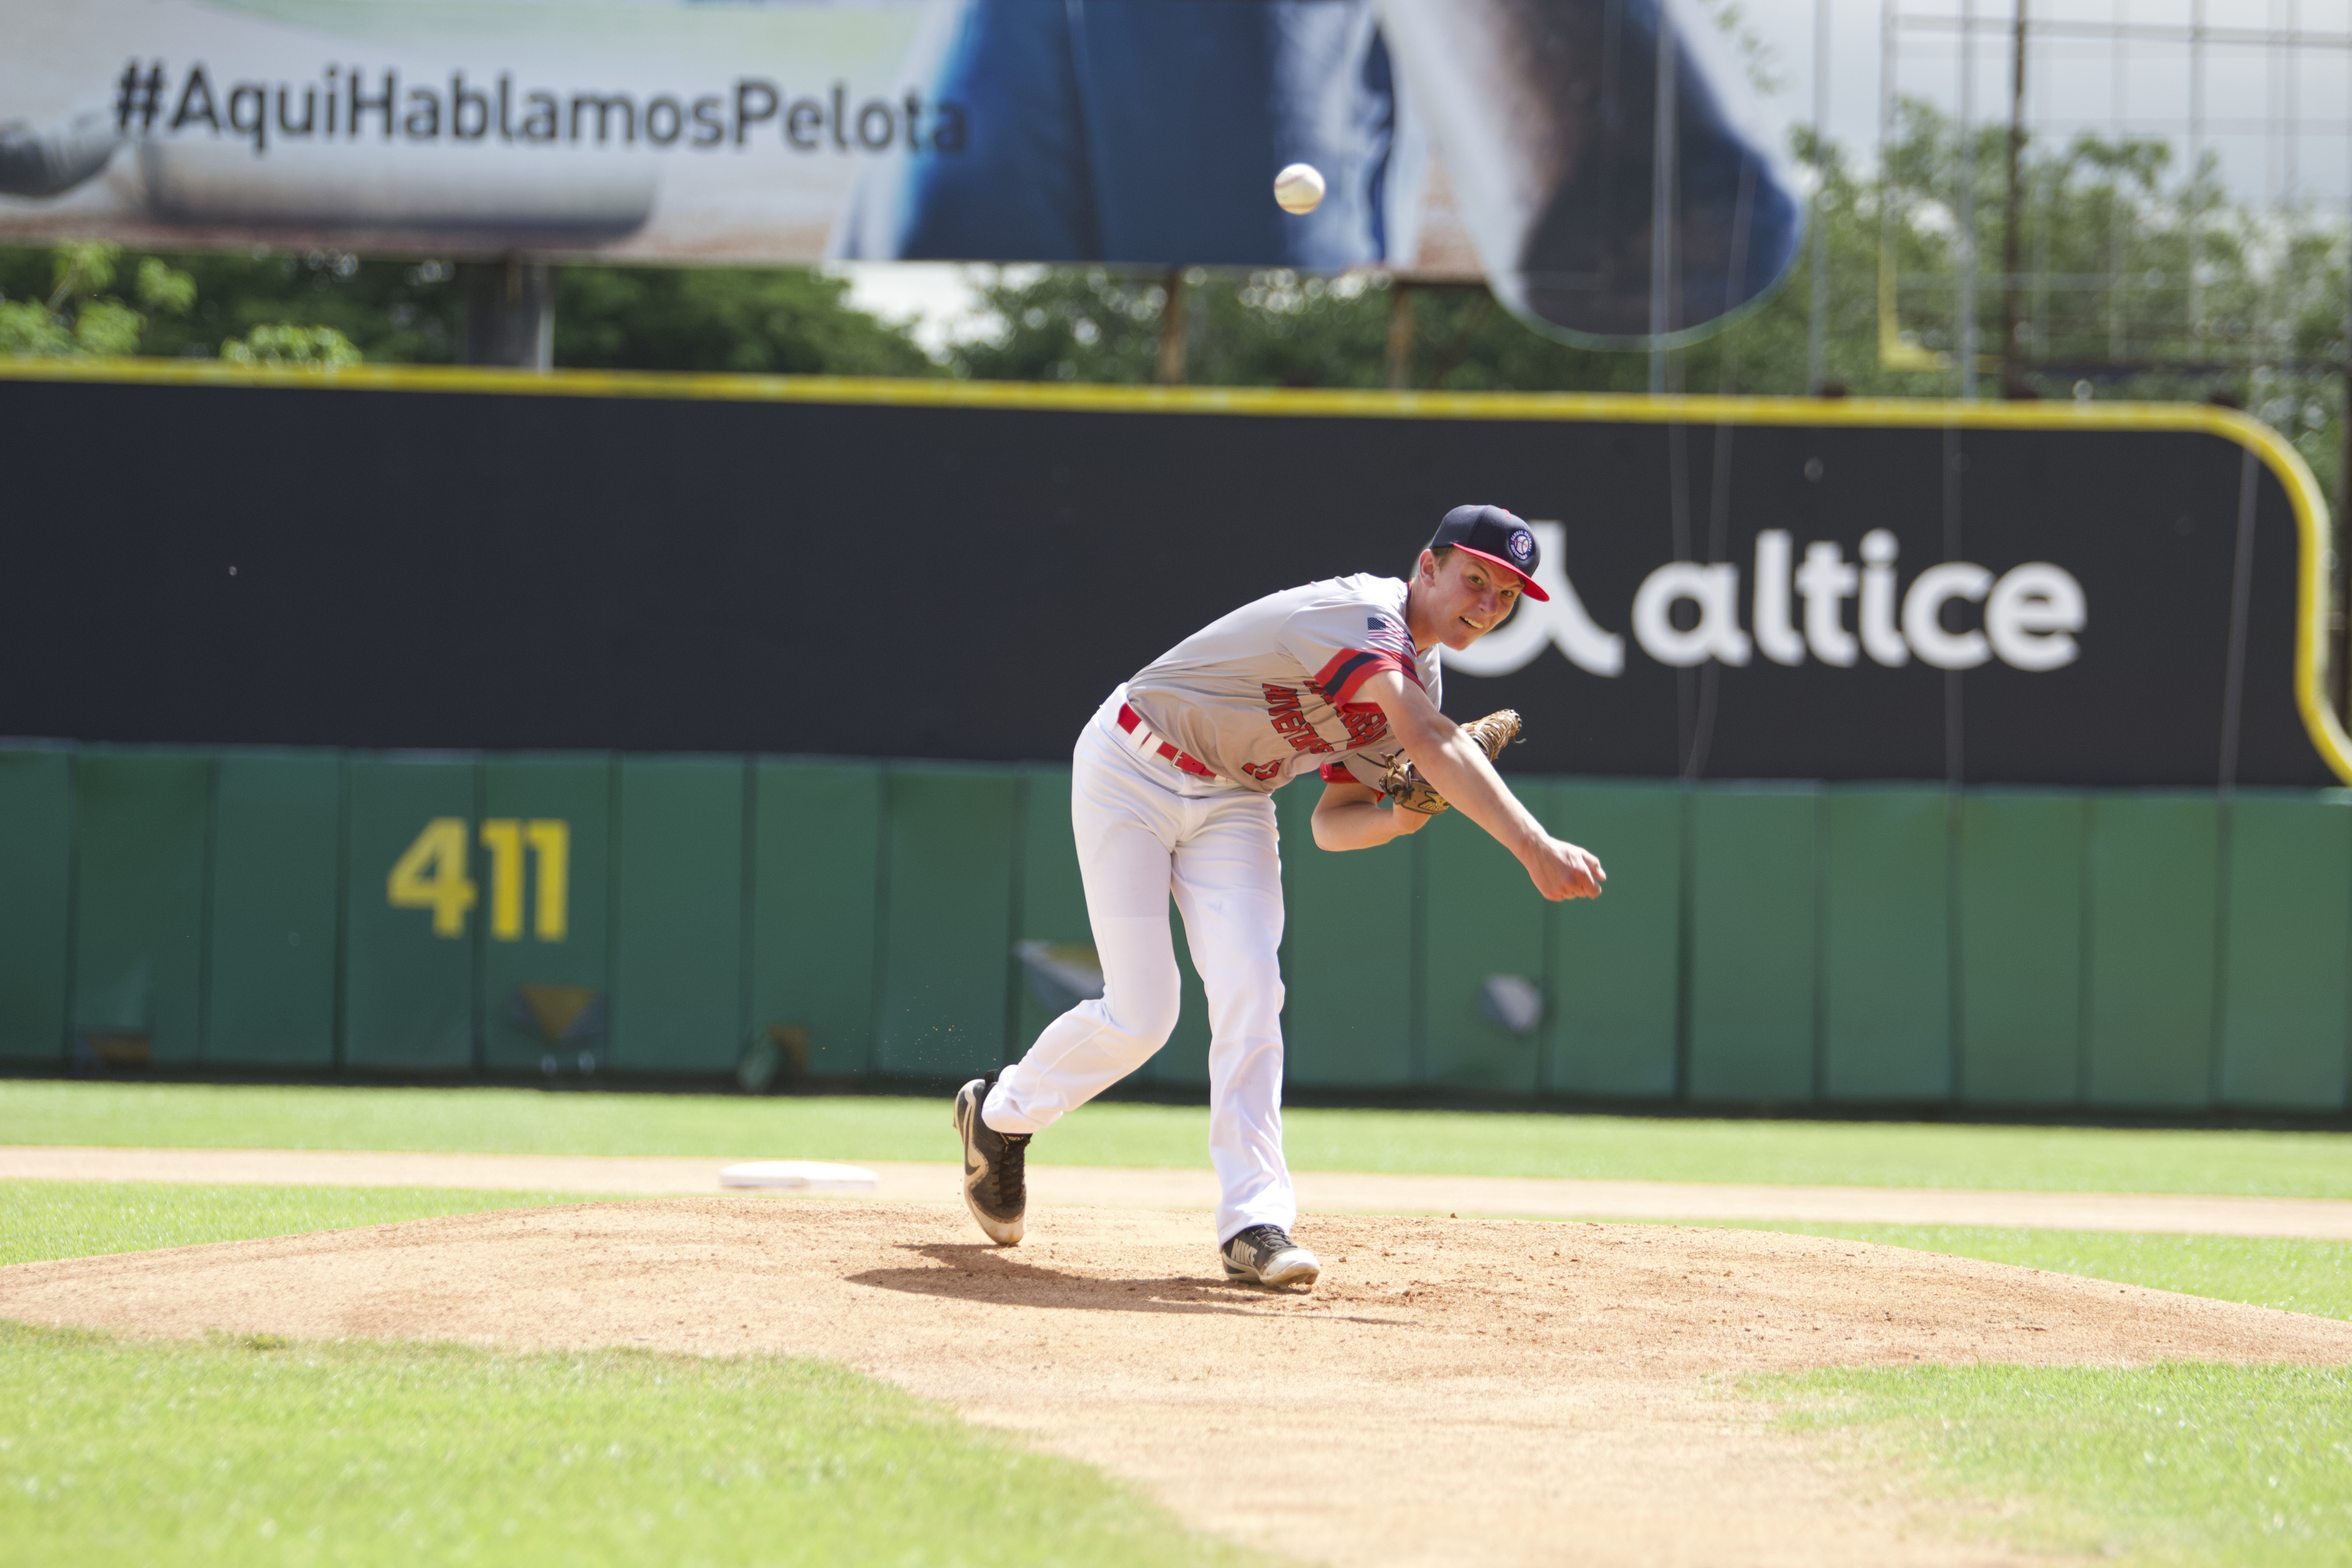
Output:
[1508, 529, 1534, 563]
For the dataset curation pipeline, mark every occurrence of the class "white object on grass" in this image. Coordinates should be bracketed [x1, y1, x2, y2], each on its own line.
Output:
[1273, 163, 1325, 214]
[720, 1160, 881, 1191]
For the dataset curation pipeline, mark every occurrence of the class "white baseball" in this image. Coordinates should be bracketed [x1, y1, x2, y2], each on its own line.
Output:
[1273, 162, 1325, 215]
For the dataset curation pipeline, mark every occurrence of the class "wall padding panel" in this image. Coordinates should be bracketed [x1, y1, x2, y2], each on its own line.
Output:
[2217, 791, 2352, 1111]
[73, 753, 210, 1066]
[1687, 786, 1819, 1103]
[2084, 793, 2220, 1110]
[751, 759, 883, 1078]
[0, 747, 72, 1063]
[206, 752, 339, 1068]
[875, 764, 1019, 1081]
[1546, 781, 1682, 1099]
[611, 756, 745, 1076]
[1822, 788, 1950, 1103]
[343, 755, 477, 1072]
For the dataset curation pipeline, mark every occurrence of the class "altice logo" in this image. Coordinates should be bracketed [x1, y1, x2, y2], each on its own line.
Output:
[1445, 522, 2086, 679]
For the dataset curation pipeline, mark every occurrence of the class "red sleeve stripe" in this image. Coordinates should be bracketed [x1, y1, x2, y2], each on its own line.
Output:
[1319, 758, 1386, 799]
[1314, 648, 1420, 705]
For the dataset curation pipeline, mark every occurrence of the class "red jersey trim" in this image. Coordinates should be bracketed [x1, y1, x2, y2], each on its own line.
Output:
[1319, 758, 1388, 799]
[1313, 648, 1420, 706]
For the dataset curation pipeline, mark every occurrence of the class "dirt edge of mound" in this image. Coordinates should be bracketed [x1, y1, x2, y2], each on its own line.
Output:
[10, 1200, 2347, 1568]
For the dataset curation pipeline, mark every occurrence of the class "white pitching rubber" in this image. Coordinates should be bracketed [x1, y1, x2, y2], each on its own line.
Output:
[720, 1160, 881, 1192]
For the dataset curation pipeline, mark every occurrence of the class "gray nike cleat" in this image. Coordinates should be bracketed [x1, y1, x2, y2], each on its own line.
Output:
[1220, 1224, 1320, 1289]
[952, 1072, 1029, 1246]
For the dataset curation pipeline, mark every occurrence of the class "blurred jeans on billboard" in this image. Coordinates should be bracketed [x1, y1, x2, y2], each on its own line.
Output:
[837, 0, 1414, 270]
[836, 0, 1801, 344]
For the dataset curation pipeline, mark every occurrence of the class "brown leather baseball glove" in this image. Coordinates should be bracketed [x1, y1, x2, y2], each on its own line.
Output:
[1381, 709, 1524, 815]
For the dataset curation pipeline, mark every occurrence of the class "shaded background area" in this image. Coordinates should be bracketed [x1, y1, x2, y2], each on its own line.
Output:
[0, 376, 2323, 788]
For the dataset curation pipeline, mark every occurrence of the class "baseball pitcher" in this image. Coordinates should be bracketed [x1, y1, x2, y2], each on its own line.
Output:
[955, 505, 1605, 1287]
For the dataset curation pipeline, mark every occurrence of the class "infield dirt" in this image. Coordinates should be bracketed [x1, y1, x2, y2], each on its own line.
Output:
[7, 1199, 2351, 1566]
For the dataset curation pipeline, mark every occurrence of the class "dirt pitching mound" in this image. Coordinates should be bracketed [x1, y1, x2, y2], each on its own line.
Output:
[7, 1200, 2349, 1567]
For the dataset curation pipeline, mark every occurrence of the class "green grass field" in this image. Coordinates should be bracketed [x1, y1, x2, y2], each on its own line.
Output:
[0, 1322, 1260, 1568]
[1761, 1362, 2352, 1566]
[0, 1181, 637, 1269]
[9, 1080, 2352, 1196]
[8, 1080, 2352, 1566]
[1715, 1222, 2352, 1322]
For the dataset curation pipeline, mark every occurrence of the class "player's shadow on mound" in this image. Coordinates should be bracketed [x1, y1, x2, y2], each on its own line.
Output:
[849, 1242, 1380, 1320]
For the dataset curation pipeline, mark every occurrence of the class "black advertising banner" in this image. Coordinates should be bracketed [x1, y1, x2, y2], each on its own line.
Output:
[0, 0, 1795, 344]
[0, 363, 2341, 789]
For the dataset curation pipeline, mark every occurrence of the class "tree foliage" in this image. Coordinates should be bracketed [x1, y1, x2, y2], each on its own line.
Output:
[0, 243, 194, 357]
[0, 245, 459, 362]
[220, 322, 363, 368]
[1864, 99, 2347, 493]
[553, 266, 932, 377]
[0, 248, 934, 377]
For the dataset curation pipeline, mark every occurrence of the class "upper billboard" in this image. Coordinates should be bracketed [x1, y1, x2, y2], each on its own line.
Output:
[0, 0, 1800, 344]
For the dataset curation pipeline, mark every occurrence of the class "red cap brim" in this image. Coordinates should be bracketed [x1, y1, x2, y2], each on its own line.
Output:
[1450, 544, 1550, 601]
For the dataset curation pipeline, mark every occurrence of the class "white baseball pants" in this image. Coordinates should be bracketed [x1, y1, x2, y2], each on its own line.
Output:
[982, 687, 1295, 1244]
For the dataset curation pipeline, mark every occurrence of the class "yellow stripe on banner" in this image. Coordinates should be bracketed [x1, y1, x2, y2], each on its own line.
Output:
[4, 357, 2339, 784]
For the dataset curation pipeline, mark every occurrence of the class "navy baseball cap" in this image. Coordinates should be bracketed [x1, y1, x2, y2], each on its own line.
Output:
[1429, 505, 1549, 601]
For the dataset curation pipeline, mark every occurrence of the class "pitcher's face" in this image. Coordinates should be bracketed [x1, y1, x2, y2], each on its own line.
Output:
[1418, 549, 1524, 652]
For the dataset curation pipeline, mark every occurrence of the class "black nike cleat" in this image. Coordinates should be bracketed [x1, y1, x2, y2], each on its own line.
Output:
[953, 1072, 1029, 1246]
[1220, 1224, 1320, 1289]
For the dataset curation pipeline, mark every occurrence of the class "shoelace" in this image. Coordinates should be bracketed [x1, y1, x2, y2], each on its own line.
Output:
[1231, 1224, 1288, 1257]
[992, 1131, 1030, 1205]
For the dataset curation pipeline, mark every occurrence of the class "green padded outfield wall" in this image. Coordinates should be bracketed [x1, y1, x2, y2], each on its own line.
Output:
[205, 753, 339, 1069]
[875, 764, 1019, 1081]
[480, 755, 612, 1074]
[2086, 794, 2221, 1109]
[344, 755, 477, 1072]
[1955, 792, 2087, 1107]
[2217, 791, 2352, 1111]
[1545, 781, 1681, 1099]
[10, 735, 2352, 1114]
[751, 759, 883, 1078]
[0, 747, 72, 1063]
[71, 753, 211, 1066]
[611, 757, 745, 1076]
[1822, 788, 1951, 1103]
[1418, 802, 1548, 1095]
[1686, 786, 1820, 1102]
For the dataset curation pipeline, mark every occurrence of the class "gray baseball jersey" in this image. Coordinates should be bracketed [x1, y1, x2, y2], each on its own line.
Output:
[1122, 573, 1442, 793]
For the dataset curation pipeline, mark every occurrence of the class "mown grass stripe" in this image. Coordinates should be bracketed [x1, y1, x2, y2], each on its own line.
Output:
[1759, 1362, 2352, 1567]
[0, 1323, 1263, 1568]
[0, 1181, 622, 1269]
[8, 1082, 2352, 1198]
[1694, 1220, 2352, 1322]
